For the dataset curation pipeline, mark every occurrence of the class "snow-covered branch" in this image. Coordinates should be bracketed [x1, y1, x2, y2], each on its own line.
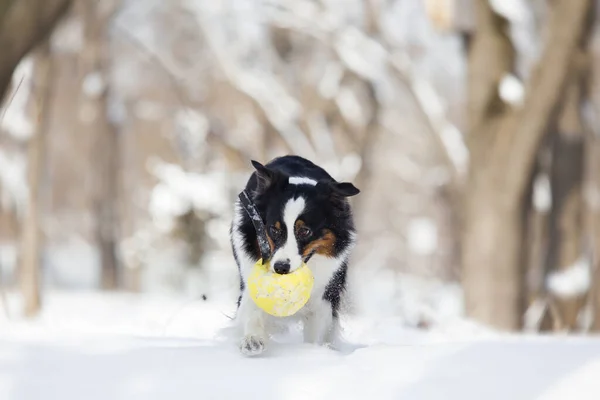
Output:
[263, 0, 468, 181]
[186, 0, 318, 159]
[0, 149, 28, 217]
[112, 22, 255, 166]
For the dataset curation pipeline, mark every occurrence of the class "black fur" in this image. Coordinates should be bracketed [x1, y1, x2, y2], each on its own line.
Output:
[231, 155, 359, 316]
[324, 261, 348, 318]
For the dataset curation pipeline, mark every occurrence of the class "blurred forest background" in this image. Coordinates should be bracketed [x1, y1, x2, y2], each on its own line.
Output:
[1, 0, 600, 335]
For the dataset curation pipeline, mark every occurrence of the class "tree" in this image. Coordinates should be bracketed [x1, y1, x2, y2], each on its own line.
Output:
[588, 135, 600, 332]
[19, 42, 53, 317]
[1, 0, 71, 317]
[0, 0, 71, 101]
[79, 0, 122, 289]
[462, 0, 593, 330]
[545, 49, 591, 330]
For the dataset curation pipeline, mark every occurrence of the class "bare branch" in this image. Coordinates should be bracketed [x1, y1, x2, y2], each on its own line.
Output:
[390, 54, 468, 183]
[112, 23, 253, 167]
[501, 0, 593, 196]
[191, 8, 318, 159]
[265, 0, 467, 182]
[0, 75, 24, 127]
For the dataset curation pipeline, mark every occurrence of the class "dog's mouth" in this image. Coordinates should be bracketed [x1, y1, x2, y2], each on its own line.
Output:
[303, 250, 316, 264]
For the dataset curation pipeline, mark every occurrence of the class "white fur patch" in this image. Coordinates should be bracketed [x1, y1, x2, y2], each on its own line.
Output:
[289, 176, 317, 186]
[304, 296, 334, 344]
[231, 201, 257, 281]
[271, 197, 306, 272]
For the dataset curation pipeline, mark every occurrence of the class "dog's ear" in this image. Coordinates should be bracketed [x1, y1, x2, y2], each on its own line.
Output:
[316, 181, 360, 199]
[251, 160, 282, 195]
[330, 182, 360, 197]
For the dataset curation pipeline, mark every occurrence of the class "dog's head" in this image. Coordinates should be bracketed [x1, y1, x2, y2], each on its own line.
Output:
[250, 160, 359, 274]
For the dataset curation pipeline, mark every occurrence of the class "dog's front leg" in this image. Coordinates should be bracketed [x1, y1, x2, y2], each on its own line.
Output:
[236, 291, 268, 356]
[303, 298, 334, 345]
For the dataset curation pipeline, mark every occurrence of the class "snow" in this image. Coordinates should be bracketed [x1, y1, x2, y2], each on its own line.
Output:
[534, 173, 552, 212]
[2, 0, 599, 397]
[348, 266, 466, 330]
[338, 152, 362, 181]
[0, 243, 17, 279]
[334, 26, 388, 81]
[390, 53, 469, 176]
[335, 86, 368, 128]
[489, 0, 531, 25]
[173, 108, 209, 153]
[50, 17, 84, 54]
[439, 124, 469, 174]
[187, 0, 317, 159]
[82, 72, 106, 98]
[306, 113, 337, 160]
[489, 0, 538, 78]
[148, 160, 231, 228]
[407, 217, 438, 255]
[120, 158, 241, 298]
[45, 237, 100, 289]
[317, 62, 344, 99]
[0, 149, 28, 216]
[547, 257, 591, 299]
[499, 73, 525, 107]
[1, 291, 600, 399]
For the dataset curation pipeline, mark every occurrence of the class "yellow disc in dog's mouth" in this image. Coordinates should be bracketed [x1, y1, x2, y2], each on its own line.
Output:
[248, 259, 314, 317]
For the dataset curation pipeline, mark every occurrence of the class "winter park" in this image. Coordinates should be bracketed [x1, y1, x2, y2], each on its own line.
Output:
[3, 0, 600, 399]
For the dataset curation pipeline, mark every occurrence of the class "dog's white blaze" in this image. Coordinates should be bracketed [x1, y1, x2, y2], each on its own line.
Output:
[289, 176, 317, 186]
[271, 196, 306, 272]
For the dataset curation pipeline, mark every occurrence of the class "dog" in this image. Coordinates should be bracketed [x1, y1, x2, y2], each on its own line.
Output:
[230, 155, 360, 356]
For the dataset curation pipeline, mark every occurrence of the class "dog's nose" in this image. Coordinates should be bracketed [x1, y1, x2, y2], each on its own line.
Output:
[273, 260, 291, 274]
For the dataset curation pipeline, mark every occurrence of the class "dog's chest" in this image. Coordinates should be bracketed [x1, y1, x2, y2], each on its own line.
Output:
[306, 253, 342, 295]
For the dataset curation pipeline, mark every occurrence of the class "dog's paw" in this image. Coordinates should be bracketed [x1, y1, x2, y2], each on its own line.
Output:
[239, 335, 265, 356]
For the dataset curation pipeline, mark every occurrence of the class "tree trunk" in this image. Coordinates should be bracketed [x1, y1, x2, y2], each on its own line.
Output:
[544, 4, 594, 331]
[546, 128, 585, 330]
[546, 99, 587, 331]
[93, 85, 120, 290]
[19, 42, 53, 317]
[0, 0, 71, 101]
[79, 0, 121, 290]
[589, 137, 600, 331]
[522, 149, 553, 331]
[462, 188, 526, 328]
[463, 0, 593, 330]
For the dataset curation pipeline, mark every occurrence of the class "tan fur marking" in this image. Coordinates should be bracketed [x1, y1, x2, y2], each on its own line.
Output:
[302, 229, 336, 258]
[265, 221, 281, 254]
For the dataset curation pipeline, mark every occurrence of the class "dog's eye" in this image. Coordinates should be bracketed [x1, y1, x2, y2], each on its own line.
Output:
[297, 227, 312, 239]
[269, 225, 282, 238]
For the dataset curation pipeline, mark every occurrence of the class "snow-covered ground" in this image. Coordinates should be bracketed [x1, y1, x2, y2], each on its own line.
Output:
[0, 291, 599, 400]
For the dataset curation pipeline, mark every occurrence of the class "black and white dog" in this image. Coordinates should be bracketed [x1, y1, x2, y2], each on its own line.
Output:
[230, 155, 360, 356]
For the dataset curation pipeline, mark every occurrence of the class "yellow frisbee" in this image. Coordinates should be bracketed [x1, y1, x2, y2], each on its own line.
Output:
[248, 259, 314, 317]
